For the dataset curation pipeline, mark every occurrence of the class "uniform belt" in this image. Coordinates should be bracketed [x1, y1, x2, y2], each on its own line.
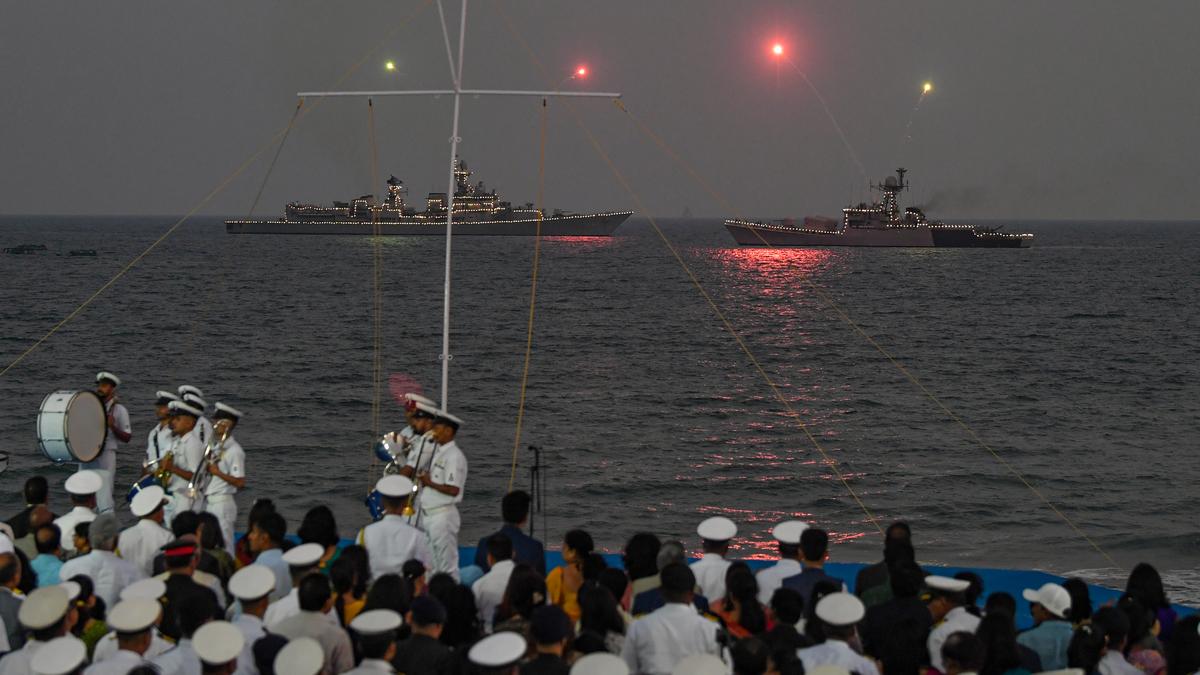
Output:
[420, 503, 457, 516]
[205, 493, 235, 504]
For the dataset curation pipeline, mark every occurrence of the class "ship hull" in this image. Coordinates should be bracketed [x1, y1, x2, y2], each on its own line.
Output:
[724, 220, 1032, 248]
[225, 212, 633, 236]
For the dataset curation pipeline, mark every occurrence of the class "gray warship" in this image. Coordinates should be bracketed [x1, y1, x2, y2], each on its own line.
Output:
[226, 158, 633, 236]
[725, 168, 1033, 248]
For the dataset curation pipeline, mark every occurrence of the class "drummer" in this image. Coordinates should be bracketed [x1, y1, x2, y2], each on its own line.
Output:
[203, 402, 246, 554]
[161, 400, 207, 523]
[87, 371, 132, 514]
[143, 391, 179, 478]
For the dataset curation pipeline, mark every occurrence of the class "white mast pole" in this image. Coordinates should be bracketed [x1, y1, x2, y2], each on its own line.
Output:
[438, 0, 469, 413]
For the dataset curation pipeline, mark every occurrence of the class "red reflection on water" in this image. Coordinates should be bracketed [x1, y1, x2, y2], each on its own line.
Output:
[714, 245, 836, 278]
[541, 235, 618, 251]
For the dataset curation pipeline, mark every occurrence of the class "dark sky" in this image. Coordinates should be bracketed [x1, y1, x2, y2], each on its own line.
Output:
[2, 1, 1197, 220]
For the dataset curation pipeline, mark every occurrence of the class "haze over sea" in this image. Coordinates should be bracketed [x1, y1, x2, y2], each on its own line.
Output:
[1, 217, 1196, 599]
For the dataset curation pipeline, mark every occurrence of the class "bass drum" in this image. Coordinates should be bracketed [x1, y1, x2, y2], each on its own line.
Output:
[37, 390, 107, 464]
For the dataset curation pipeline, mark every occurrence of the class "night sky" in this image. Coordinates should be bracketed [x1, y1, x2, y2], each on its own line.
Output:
[2, 1, 1197, 220]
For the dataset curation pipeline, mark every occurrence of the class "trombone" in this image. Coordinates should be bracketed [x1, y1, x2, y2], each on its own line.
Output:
[186, 424, 229, 502]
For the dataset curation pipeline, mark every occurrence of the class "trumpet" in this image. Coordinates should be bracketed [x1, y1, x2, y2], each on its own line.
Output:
[402, 430, 437, 518]
[142, 452, 174, 487]
[186, 425, 229, 500]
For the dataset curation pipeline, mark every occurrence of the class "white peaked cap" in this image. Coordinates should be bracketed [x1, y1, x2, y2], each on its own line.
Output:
[30, 635, 87, 675]
[229, 564, 277, 601]
[808, 667, 853, 675]
[178, 385, 204, 398]
[155, 390, 181, 403]
[18, 586, 70, 630]
[193, 621, 245, 665]
[107, 598, 160, 633]
[433, 409, 464, 427]
[182, 392, 208, 409]
[572, 652, 630, 675]
[375, 475, 415, 498]
[468, 631, 527, 667]
[404, 393, 436, 407]
[64, 470, 102, 496]
[275, 637, 324, 675]
[696, 516, 737, 541]
[350, 609, 403, 635]
[96, 371, 121, 386]
[131, 485, 167, 517]
[672, 654, 727, 675]
[815, 592, 866, 626]
[282, 542, 325, 567]
[168, 400, 204, 417]
[121, 577, 167, 601]
[1023, 582, 1072, 619]
[772, 520, 809, 544]
[414, 401, 440, 416]
[925, 575, 972, 593]
[58, 581, 82, 602]
[0, 536, 12, 556]
[214, 402, 244, 419]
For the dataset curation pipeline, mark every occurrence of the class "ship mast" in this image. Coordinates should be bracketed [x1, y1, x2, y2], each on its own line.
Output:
[298, 0, 621, 413]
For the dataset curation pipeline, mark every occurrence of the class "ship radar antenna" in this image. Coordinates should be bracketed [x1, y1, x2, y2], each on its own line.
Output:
[896, 167, 908, 190]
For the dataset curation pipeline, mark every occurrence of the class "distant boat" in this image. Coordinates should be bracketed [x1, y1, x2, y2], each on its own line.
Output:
[725, 168, 1033, 248]
[3, 244, 46, 255]
[68, 249, 97, 257]
[226, 158, 632, 237]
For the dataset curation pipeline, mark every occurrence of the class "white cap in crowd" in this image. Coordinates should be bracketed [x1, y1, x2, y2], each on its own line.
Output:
[815, 592, 866, 626]
[771, 520, 809, 544]
[30, 635, 87, 675]
[1023, 582, 1072, 619]
[107, 598, 160, 634]
[672, 654, 727, 675]
[194, 621, 246, 667]
[275, 637, 324, 675]
[229, 565, 277, 602]
[375, 475, 415, 498]
[926, 576, 972, 594]
[282, 543, 325, 568]
[571, 652, 630, 675]
[130, 485, 168, 518]
[18, 586, 70, 630]
[64, 470, 102, 496]
[350, 609, 403, 635]
[468, 631, 526, 669]
[696, 516, 737, 542]
[95, 371, 121, 387]
[121, 577, 167, 601]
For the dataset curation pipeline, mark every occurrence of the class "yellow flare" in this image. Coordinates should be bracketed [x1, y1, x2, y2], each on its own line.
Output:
[922, 82, 933, 93]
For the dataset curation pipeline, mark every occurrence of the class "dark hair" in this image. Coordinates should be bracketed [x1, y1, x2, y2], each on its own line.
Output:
[579, 583, 626, 637]
[363, 574, 411, 616]
[247, 499, 277, 531]
[582, 553, 607, 583]
[723, 563, 766, 635]
[12, 549, 35, 595]
[338, 545, 370, 597]
[297, 505, 340, 549]
[977, 613, 1023, 675]
[427, 573, 458, 600]
[496, 564, 546, 624]
[778, 542, 801, 560]
[889, 560, 925, 599]
[598, 568, 628, 604]
[0, 555, 17, 586]
[430, 582, 480, 648]
[1063, 578, 1094, 624]
[24, 476, 49, 505]
[330, 555, 359, 627]
[298, 573, 332, 612]
[357, 630, 394, 660]
[883, 539, 916, 567]
[985, 591, 1017, 619]
[1118, 594, 1157, 648]
[196, 511, 225, 550]
[770, 587, 805, 625]
[1126, 563, 1170, 611]
[573, 629, 607, 655]
[252, 633, 288, 675]
[35, 525, 61, 554]
[660, 563, 696, 603]
[177, 585, 219, 638]
[942, 631, 985, 672]
[731, 636, 770, 675]
[564, 529, 594, 556]
[70, 493, 92, 507]
[1167, 615, 1200, 675]
[487, 533, 513, 562]
[799, 528, 828, 562]
[955, 572, 984, 612]
[402, 559, 426, 583]
[804, 580, 843, 644]
[74, 521, 90, 541]
[623, 533, 661, 581]
[1093, 606, 1131, 650]
[256, 512, 286, 545]
[171, 511, 200, 538]
[885, 521, 912, 542]
[501, 491, 531, 524]
[1068, 623, 1106, 673]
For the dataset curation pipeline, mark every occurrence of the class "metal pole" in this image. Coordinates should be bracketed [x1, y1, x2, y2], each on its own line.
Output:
[438, 0, 469, 413]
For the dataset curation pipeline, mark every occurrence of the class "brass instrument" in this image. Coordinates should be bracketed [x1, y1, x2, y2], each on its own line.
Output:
[186, 425, 229, 501]
[143, 452, 174, 487]
[402, 431, 437, 519]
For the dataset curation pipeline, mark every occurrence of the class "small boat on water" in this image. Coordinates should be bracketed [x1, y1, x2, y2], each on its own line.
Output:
[68, 249, 97, 257]
[3, 244, 47, 254]
[726, 168, 1034, 248]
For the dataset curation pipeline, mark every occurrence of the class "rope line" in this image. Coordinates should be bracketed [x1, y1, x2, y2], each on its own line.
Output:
[248, 99, 305, 219]
[0, 0, 433, 382]
[507, 98, 548, 492]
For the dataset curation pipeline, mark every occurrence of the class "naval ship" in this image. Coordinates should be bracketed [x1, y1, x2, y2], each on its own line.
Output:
[226, 159, 633, 236]
[725, 168, 1033, 248]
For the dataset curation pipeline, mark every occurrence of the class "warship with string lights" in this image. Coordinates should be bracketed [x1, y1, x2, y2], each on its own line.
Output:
[725, 168, 1033, 248]
[226, 158, 632, 236]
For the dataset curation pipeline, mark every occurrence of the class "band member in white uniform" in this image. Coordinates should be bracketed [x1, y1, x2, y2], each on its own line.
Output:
[161, 400, 207, 525]
[397, 402, 439, 528]
[85, 371, 132, 513]
[403, 408, 467, 580]
[203, 402, 246, 555]
[178, 385, 213, 445]
[398, 393, 436, 462]
[144, 391, 179, 477]
[356, 475, 432, 580]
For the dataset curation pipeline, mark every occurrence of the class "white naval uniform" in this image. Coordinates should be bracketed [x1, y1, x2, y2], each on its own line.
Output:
[356, 514, 432, 581]
[117, 517, 174, 576]
[59, 549, 146, 608]
[166, 426, 206, 525]
[233, 613, 266, 675]
[343, 659, 396, 675]
[473, 559, 515, 633]
[928, 606, 982, 672]
[92, 627, 172, 662]
[755, 558, 802, 605]
[82, 398, 130, 513]
[621, 602, 722, 675]
[196, 416, 214, 446]
[798, 638, 881, 675]
[146, 421, 174, 470]
[0, 638, 43, 675]
[204, 434, 245, 553]
[263, 588, 339, 630]
[400, 434, 436, 528]
[83, 648, 146, 674]
[53, 505, 97, 555]
[689, 553, 732, 601]
[408, 439, 467, 579]
[151, 637, 201, 675]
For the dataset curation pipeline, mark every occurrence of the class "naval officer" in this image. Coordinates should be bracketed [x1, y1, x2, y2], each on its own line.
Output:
[203, 402, 247, 554]
[86, 371, 132, 513]
[689, 516, 737, 601]
[925, 575, 981, 672]
[144, 391, 179, 480]
[178, 385, 213, 444]
[91, 577, 174, 662]
[357, 475, 432, 580]
[53, 470, 102, 555]
[162, 399, 207, 523]
[228, 565, 275, 675]
[344, 609, 403, 675]
[797, 592, 880, 675]
[394, 393, 437, 462]
[118, 485, 173, 576]
[83, 597, 160, 674]
[755, 520, 808, 605]
[193, 621, 246, 675]
[401, 407, 467, 579]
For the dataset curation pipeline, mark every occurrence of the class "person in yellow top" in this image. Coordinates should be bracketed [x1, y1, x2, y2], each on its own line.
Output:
[545, 529, 594, 623]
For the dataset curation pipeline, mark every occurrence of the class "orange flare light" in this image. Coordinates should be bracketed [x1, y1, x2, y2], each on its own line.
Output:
[772, 43, 784, 56]
[576, 66, 588, 77]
